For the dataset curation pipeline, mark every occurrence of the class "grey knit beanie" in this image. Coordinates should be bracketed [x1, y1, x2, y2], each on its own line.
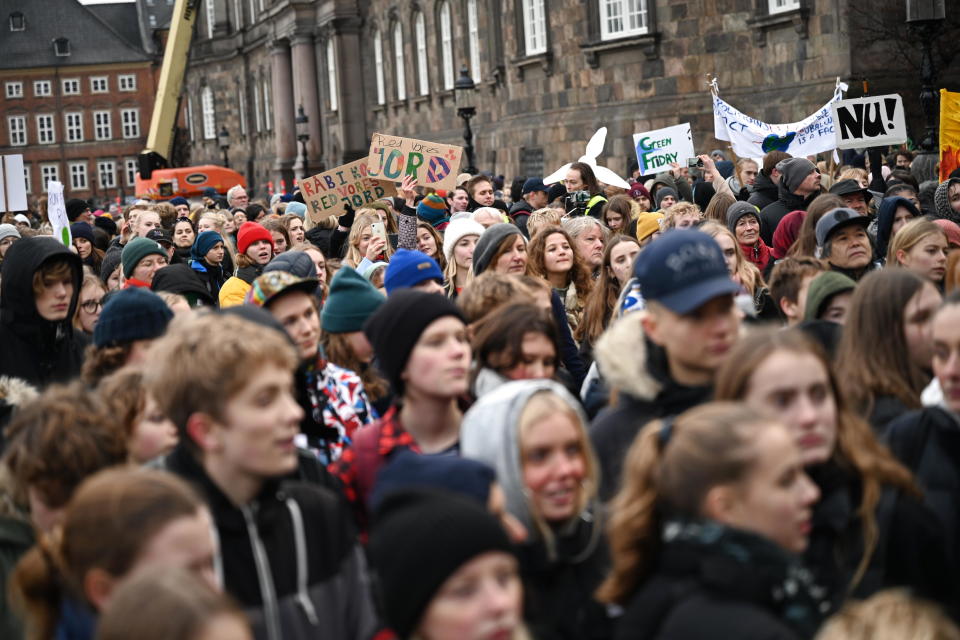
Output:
[471, 223, 522, 275]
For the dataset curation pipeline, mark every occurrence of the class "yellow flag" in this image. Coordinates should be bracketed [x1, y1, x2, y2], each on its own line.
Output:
[941, 89, 960, 181]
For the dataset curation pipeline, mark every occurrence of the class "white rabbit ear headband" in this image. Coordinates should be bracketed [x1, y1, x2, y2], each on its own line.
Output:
[543, 127, 632, 190]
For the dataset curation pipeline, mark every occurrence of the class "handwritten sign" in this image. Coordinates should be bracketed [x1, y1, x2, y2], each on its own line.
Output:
[300, 158, 396, 222]
[633, 124, 695, 174]
[830, 94, 907, 150]
[712, 83, 847, 158]
[366, 133, 463, 192]
[47, 181, 71, 247]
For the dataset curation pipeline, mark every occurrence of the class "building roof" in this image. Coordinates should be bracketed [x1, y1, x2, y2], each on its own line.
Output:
[87, 2, 144, 51]
[0, 0, 151, 70]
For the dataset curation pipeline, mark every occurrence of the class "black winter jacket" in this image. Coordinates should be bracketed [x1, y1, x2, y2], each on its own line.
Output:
[164, 446, 378, 640]
[0, 237, 87, 389]
[758, 183, 821, 247]
[615, 521, 825, 640]
[508, 199, 532, 237]
[748, 171, 779, 210]
[590, 333, 712, 501]
[151, 263, 216, 307]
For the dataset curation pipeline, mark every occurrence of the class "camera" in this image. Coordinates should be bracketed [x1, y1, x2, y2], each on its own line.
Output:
[564, 190, 592, 216]
[687, 158, 704, 168]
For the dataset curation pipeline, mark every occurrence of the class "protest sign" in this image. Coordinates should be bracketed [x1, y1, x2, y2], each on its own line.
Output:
[633, 124, 695, 174]
[712, 83, 847, 158]
[940, 89, 960, 181]
[47, 181, 71, 247]
[300, 158, 396, 222]
[366, 133, 463, 192]
[0, 154, 27, 213]
[830, 94, 907, 150]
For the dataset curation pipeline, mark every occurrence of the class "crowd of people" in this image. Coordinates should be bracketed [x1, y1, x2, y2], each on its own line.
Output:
[0, 144, 960, 640]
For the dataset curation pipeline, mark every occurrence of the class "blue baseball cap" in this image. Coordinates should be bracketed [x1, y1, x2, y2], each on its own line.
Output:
[632, 229, 739, 314]
[522, 177, 547, 195]
[384, 249, 443, 294]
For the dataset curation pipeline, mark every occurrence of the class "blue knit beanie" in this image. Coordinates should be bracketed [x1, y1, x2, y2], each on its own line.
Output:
[69, 222, 95, 244]
[191, 231, 224, 261]
[93, 287, 173, 347]
[286, 201, 307, 218]
[384, 249, 443, 295]
[321, 266, 385, 333]
[169, 196, 189, 207]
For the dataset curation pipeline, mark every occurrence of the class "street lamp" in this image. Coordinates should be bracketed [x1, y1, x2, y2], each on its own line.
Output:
[454, 66, 478, 175]
[906, 0, 946, 156]
[218, 125, 230, 168]
[296, 104, 310, 180]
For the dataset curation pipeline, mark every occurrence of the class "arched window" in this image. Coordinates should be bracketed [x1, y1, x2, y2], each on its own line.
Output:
[467, 0, 481, 82]
[327, 38, 338, 112]
[439, 1, 454, 90]
[415, 11, 429, 96]
[373, 30, 385, 105]
[393, 22, 406, 100]
[201, 86, 216, 139]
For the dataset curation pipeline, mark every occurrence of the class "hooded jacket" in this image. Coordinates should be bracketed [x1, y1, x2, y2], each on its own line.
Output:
[589, 314, 712, 502]
[164, 445, 379, 640]
[758, 182, 821, 247]
[508, 198, 533, 237]
[650, 173, 693, 204]
[150, 263, 216, 307]
[747, 170, 779, 210]
[874, 197, 921, 262]
[460, 380, 612, 640]
[0, 237, 87, 389]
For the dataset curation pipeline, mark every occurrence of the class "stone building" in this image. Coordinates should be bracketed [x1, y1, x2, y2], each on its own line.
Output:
[184, 0, 960, 196]
[0, 0, 158, 205]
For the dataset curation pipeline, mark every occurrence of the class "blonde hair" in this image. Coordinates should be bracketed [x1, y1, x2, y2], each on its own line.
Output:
[344, 212, 395, 267]
[700, 222, 764, 295]
[661, 202, 702, 229]
[815, 589, 960, 640]
[887, 218, 947, 267]
[526, 207, 564, 238]
[838, 167, 869, 187]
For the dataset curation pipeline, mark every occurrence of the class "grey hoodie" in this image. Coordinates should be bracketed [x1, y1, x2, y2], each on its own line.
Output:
[460, 379, 587, 536]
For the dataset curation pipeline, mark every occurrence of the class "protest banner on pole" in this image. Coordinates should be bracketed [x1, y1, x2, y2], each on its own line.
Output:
[0, 154, 27, 213]
[830, 94, 907, 150]
[47, 181, 72, 247]
[712, 82, 847, 158]
[366, 133, 463, 193]
[940, 89, 960, 181]
[633, 124, 695, 174]
[300, 158, 396, 222]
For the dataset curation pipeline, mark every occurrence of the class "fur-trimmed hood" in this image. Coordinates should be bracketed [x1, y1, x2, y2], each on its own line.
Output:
[0, 376, 38, 409]
[592, 312, 661, 401]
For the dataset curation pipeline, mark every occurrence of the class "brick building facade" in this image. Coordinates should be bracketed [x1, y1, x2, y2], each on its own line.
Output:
[0, 0, 158, 207]
[183, 0, 960, 196]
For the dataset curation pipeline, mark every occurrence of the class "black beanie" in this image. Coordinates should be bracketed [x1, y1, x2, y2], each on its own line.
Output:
[363, 290, 465, 395]
[368, 489, 513, 639]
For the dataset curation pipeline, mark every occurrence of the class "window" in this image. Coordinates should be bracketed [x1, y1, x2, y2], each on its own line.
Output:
[119, 74, 136, 91]
[233, 0, 242, 29]
[253, 84, 262, 132]
[62, 78, 80, 95]
[327, 38, 338, 111]
[768, 0, 800, 13]
[238, 87, 247, 135]
[94, 110, 111, 140]
[69, 162, 88, 190]
[599, 0, 648, 40]
[201, 86, 215, 139]
[91, 76, 108, 93]
[415, 12, 429, 96]
[393, 23, 406, 100]
[41, 164, 59, 192]
[121, 108, 140, 138]
[373, 30, 385, 105]
[125, 158, 137, 186]
[186, 95, 195, 141]
[23, 165, 31, 195]
[149, 14, 157, 27]
[65, 112, 84, 142]
[206, 0, 215, 38]
[7, 115, 26, 146]
[522, 0, 547, 54]
[5, 81, 22, 98]
[33, 80, 51, 97]
[262, 79, 271, 130]
[54, 38, 70, 56]
[9, 11, 24, 31]
[36, 114, 55, 144]
[439, 1, 454, 90]
[467, 0, 481, 81]
[97, 160, 116, 188]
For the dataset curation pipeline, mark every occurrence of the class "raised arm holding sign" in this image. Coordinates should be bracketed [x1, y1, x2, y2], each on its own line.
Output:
[301, 158, 396, 223]
[366, 133, 463, 193]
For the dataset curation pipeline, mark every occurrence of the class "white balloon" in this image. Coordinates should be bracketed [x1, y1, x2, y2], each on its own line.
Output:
[543, 128, 629, 190]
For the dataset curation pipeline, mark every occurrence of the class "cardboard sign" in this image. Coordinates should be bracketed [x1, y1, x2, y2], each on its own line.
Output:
[366, 133, 463, 192]
[633, 124, 696, 174]
[713, 83, 847, 158]
[0, 154, 27, 212]
[301, 158, 396, 222]
[830, 94, 908, 150]
[47, 181, 71, 247]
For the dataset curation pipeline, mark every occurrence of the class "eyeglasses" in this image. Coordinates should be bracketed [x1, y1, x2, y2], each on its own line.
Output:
[80, 299, 103, 313]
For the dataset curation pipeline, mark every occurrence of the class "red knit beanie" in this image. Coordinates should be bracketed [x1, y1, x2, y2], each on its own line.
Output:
[237, 221, 274, 255]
